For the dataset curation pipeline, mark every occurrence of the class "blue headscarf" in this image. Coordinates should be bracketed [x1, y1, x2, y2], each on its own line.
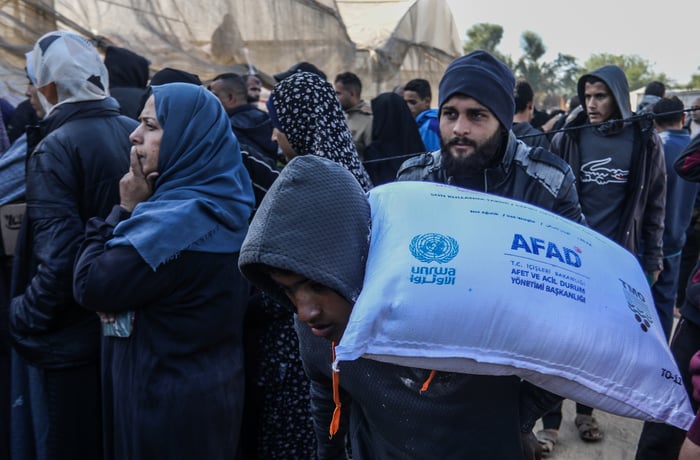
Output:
[108, 83, 255, 269]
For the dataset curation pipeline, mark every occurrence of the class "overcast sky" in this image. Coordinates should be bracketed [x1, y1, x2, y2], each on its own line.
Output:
[445, 0, 698, 86]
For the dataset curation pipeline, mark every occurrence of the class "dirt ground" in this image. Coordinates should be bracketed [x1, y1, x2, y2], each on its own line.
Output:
[533, 398, 645, 459]
[534, 318, 688, 459]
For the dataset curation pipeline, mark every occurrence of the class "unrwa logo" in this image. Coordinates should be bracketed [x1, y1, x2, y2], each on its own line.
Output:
[409, 233, 459, 264]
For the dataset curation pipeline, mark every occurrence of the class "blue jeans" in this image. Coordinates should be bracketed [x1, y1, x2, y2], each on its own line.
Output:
[652, 254, 682, 340]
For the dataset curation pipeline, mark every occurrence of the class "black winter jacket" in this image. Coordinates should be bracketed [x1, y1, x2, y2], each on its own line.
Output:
[230, 104, 277, 165]
[396, 131, 586, 225]
[9, 97, 135, 369]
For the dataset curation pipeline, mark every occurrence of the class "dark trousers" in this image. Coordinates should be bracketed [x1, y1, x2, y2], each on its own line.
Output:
[652, 254, 683, 340]
[635, 318, 700, 460]
[10, 354, 102, 460]
[541, 401, 594, 431]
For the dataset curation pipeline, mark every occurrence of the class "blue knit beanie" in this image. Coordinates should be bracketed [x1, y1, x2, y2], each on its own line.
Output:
[438, 50, 515, 130]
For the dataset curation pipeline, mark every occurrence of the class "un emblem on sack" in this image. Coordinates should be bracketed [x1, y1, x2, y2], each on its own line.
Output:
[409, 233, 459, 264]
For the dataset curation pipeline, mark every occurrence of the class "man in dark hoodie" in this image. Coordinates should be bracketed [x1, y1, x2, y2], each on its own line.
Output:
[209, 72, 278, 166]
[512, 80, 550, 149]
[538, 65, 666, 452]
[239, 153, 559, 459]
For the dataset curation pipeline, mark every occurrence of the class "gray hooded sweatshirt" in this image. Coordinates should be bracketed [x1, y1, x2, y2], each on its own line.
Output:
[551, 65, 666, 271]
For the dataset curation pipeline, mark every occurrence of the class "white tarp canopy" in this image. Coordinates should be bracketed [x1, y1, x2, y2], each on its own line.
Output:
[0, 0, 462, 103]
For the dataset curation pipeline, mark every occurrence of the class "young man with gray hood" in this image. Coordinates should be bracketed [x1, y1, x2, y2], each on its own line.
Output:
[239, 152, 559, 459]
[538, 65, 666, 451]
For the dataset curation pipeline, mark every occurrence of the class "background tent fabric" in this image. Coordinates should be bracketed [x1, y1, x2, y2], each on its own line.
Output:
[0, 0, 462, 103]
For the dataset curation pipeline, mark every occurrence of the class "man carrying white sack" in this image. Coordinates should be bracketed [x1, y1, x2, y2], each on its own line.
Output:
[396, 50, 585, 225]
[240, 151, 564, 459]
[398, 50, 589, 455]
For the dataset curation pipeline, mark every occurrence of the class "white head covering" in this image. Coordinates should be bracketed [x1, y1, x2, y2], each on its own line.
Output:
[29, 30, 109, 115]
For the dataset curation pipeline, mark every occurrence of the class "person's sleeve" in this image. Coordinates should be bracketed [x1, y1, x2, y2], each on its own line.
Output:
[10, 143, 87, 336]
[518, 381, 563, 433]
[549, 132, 564, 156]
[535, 133, 551, 151]
[675, 135, 700, 182]
[535, 130, 588, 224]
[555, 168, 587, 226]
[239, 148, 279, 208]
[687, 351, 700, 445]
[640, 134, 666, 272]
[73, 205, 182, 312]
[0, 134, 26, 206]
[308, 376, 351, 459]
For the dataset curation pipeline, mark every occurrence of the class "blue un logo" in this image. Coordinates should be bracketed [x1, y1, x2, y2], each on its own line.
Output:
[409, 233, 459, 264]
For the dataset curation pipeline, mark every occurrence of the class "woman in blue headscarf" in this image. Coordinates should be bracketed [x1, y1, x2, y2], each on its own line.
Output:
[73, 82, 254, 460]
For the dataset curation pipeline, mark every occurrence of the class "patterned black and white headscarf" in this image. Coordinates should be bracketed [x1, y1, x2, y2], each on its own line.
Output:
[267, 72, 373, 192]
[28, 30, 109, 115]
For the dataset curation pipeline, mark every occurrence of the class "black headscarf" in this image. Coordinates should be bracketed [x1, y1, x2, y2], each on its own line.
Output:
[364, 92, 425, 185]
[104, 46, 150, 88]
[136, 67, 202, 117]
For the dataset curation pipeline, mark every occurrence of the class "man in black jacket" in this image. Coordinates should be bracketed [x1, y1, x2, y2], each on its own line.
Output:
[209, 73, 278, 166]
[397, 51, 584, 224]
[8, 30, 136, 460]
[396, 50, 586, 458]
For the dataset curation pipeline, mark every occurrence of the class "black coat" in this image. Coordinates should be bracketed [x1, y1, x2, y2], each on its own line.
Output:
[364, 92, 425, 185]
[397, 131, 586, 225]
[9, 98, 135, 369]
[230, 104, 277, 164]
[73, 206, 248, 460]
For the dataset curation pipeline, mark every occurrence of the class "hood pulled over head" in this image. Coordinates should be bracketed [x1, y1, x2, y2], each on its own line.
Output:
[577, 65, 632, 122]
[239, 154, 371, 310]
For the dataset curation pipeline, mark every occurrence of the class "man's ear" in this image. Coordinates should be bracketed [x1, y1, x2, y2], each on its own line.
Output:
[225, 91, 237, 106]
[38, 82, 58, 105]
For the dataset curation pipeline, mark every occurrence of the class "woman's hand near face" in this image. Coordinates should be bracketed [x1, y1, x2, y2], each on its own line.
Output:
[120, 148, 159, 212]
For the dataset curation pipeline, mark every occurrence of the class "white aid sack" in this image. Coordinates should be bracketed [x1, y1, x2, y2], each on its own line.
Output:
[335, 181, 694, 430]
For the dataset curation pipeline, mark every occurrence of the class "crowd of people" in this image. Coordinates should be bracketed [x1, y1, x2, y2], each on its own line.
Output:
[0, 28, 700, 460]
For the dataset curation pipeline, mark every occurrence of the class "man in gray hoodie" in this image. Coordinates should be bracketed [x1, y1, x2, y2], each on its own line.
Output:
[239, 154, 556, 459]
[538, 65, 666, 452]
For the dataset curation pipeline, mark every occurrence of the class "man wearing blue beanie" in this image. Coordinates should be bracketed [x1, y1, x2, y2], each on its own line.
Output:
[397, 50, 587, 457]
